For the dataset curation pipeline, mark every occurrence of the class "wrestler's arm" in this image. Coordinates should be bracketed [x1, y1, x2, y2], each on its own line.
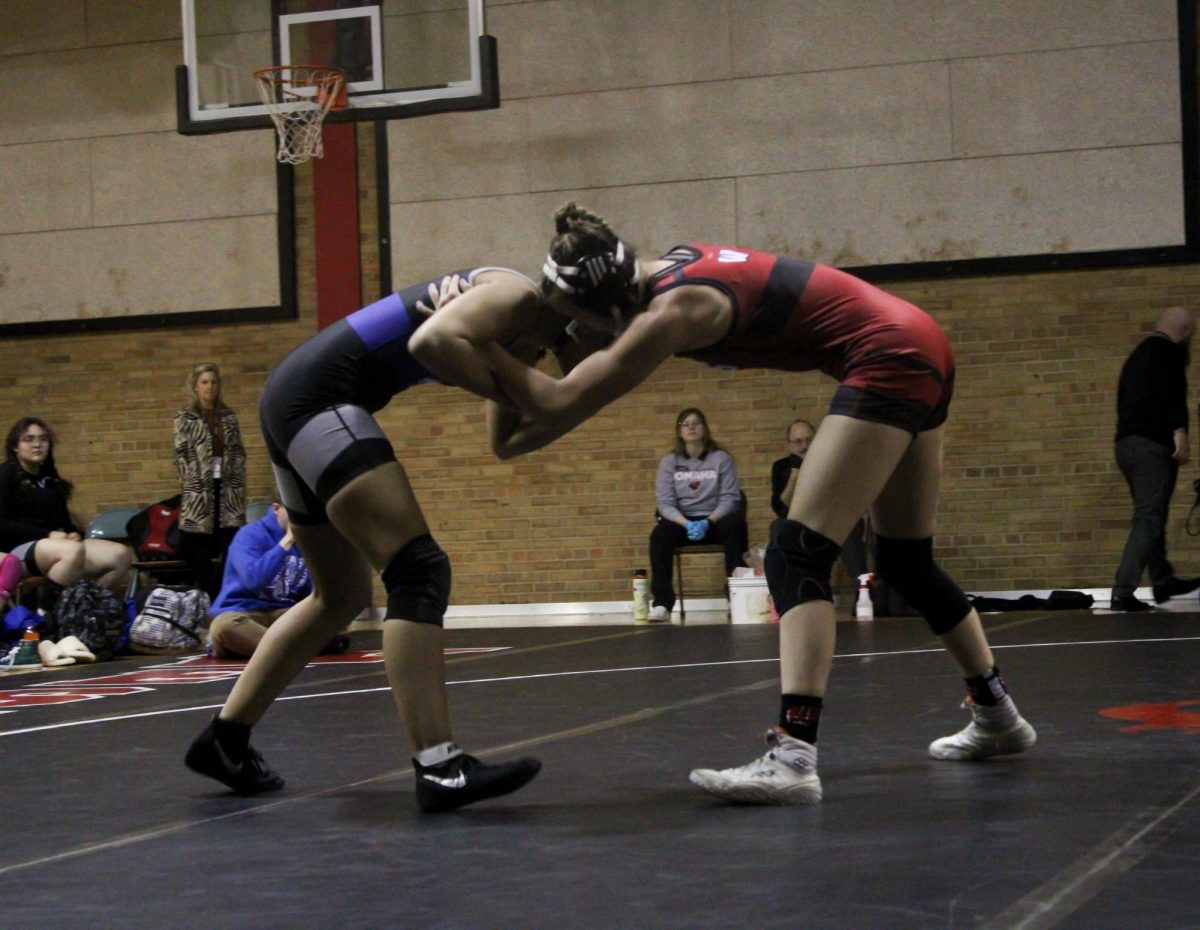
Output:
[408, 271, 543, 403]
[486, 304, 687, 458]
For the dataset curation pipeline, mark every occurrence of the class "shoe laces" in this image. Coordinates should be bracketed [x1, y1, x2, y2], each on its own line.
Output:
[242, 746, 274, 778]
[961, 696, 1017, 730]
[725, 753, 783, 780]
[763, 727, 817, 773]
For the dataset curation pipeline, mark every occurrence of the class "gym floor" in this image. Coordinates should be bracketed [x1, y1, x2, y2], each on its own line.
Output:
[2, 607, 1198, 929]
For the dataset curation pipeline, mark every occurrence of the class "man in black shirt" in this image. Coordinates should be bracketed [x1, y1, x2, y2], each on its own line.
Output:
[769, 419, 816, 532]
[1111, 306, 1199, 611]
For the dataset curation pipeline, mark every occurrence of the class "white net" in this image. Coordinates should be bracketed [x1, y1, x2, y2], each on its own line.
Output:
[253, 66, 346, 165]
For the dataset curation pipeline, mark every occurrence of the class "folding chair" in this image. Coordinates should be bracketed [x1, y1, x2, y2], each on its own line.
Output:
[670, 490, 750, 623]
[673, 544, 728, 624]
[86, 507, 191, 599]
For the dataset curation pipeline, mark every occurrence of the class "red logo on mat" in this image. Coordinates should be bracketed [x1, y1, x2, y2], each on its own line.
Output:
[0, 686, 150, 708]
[1099, 700, 1200, 733]
[0, 648, 509, 716]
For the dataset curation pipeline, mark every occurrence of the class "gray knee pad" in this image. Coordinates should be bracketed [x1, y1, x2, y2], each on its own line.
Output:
[764, 520, 841, 616]
[381, 534, 451, 626]
[874, 535, 970, 635]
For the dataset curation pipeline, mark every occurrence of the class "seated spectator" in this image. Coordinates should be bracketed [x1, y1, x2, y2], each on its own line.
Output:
[770, 417, 867, 603]
[207, 500, 348, 659]
[769, 418, 816, 538]
[0, 418, 133, 606]
[648, 408, 748, 622]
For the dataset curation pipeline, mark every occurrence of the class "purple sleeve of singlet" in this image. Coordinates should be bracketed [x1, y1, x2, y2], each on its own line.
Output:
[346, 270, 476, 352]
[345, 292, 414, 351]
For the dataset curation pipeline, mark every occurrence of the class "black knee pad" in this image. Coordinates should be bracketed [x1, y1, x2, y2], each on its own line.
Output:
[764, 520, 841, 616]
[874, 535, 970, 635]
[381, 534, 451, 626]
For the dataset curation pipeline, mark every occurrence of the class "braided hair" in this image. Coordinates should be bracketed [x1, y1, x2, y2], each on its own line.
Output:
[541, 203, 641, 323]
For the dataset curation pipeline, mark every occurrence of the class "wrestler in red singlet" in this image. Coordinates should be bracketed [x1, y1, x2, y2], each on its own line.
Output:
[647, 244, 955, 434]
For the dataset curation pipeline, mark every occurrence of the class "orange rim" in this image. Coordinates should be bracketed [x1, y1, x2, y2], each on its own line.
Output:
[253, 65, 348, 110]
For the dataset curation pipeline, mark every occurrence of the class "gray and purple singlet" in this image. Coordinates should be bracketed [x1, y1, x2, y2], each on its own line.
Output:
[259, 267, 529, 523]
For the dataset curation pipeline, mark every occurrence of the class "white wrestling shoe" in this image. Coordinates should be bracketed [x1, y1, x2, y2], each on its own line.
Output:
[929, 696, 1037, 761]
[689, 728, 822, 805]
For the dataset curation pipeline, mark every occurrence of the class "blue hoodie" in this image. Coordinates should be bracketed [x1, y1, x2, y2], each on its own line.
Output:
[209, 509, 312, 615]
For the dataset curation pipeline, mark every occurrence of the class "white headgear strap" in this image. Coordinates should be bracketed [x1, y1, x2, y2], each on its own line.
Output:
[543, 240, 631, 297]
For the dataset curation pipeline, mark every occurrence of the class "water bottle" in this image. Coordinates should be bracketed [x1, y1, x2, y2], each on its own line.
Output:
[13, 627, 41, 665]
[856, 573, 874, 620]
[632, 569, 649, 622]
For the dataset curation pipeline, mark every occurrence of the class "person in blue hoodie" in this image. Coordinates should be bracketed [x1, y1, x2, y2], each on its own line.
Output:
[207, 500, 347, 659]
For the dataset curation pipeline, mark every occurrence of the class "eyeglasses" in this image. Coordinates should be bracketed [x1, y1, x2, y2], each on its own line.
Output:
[678, 420, 704, 429]
[788, 437, 810, 444]
[19, 434, 49, 445]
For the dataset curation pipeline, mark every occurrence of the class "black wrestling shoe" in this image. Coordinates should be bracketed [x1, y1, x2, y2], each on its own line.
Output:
[185, 718, 285, 795]
[414, 752, 542, 813]
[1110, 594, 1154, 613]
[1151, 576, 1200, 603]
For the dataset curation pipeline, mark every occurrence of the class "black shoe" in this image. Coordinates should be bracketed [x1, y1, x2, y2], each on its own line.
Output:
[1151, 576, 1200, 604]
[318, 634, 351, 655]
[185, 718, 285, 794]
[1110, 594, 1154, 613]
[414, 751, 541, 813]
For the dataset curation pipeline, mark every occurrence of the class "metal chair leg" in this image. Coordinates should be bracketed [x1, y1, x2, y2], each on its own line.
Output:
[674, 550, 687, 624]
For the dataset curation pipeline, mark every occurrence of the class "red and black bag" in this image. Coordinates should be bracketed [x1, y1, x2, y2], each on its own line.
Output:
[125, 495, 182, 561]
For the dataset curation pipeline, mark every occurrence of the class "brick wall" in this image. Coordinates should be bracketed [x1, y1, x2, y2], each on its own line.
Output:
[6, 259, 1199, 604]
[1, 1, 1193, 605]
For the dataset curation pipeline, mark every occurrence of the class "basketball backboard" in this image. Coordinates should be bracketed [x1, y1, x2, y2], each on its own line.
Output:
[177, 0, 497, 135]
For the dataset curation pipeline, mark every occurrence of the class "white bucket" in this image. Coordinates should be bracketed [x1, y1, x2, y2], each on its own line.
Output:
[728, 575, 772, 623]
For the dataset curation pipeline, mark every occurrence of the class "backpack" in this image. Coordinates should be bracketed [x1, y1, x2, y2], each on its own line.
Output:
[52, 580, 129, 660]
[126, 495, 182, 561]
[128, 586, 210, 654]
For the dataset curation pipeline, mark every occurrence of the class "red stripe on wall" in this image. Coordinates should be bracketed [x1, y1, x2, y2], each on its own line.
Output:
[312, 122, 362, 329]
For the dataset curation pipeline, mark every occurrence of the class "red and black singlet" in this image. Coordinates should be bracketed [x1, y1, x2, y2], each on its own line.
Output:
[646, 244, 955, 431]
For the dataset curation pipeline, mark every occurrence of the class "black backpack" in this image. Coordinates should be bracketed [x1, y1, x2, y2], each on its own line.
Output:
[52, 580, 130, 660]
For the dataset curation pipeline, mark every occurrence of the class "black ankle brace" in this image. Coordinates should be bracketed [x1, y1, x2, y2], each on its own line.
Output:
[964, 666, 1008, 707]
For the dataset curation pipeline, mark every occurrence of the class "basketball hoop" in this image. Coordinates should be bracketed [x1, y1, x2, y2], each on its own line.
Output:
[253, 65, 347, 165]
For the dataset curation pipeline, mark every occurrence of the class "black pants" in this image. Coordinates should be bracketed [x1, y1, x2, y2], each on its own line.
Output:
[650, 513, 748, 610]
[179, 526, 238, 599]
[1112, 435, 1178, 597]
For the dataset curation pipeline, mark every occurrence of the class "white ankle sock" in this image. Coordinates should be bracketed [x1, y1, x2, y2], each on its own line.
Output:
[415, 741, 463, 767]
[973, 695, 1019, 730]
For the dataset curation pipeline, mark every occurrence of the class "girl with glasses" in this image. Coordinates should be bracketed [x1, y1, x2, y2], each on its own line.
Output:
[647, 407, 748, 622]
[0, 416, 133, 614]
